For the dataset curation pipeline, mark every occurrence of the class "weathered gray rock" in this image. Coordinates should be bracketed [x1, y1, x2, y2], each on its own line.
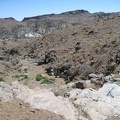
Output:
[89, 73, 104, 81]
[99, 83, 120, 98]
[68, 83, 120, 120]
[75, 81, 85, 89]
[0, 81, 78, 120]
[104, 75, 114, 82]
[89, 73, 98, 78]
[1, 81, 120, 120]
[0, 82, 13, 101]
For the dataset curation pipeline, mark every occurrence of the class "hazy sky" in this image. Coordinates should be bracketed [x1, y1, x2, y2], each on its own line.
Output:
[0, 0, 120, 21]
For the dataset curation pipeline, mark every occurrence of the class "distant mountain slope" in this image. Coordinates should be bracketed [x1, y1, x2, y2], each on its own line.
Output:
[0, 10, 120, 40]
[11, 15, 120, 80]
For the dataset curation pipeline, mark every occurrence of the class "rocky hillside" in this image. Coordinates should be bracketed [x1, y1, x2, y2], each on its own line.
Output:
[0, 10, 120, 120]
[11, 15, 119, 81]
[0, 10, 120, 40]
[0, 10, 120, 82]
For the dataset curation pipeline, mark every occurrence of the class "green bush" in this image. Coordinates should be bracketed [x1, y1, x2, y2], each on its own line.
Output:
[41, 77, 55, 84]
[36, 74, 43, 81]
[24, 75, 28, 79]
[24, 68, 28, 73]
[41, 77, 50, 84]
[65, 79, 71, 84]
[36, 74, 55, 84]
[0, 77, 4, 82]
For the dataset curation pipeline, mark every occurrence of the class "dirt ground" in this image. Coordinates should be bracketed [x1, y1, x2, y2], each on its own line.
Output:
[0, 98, 65, 120]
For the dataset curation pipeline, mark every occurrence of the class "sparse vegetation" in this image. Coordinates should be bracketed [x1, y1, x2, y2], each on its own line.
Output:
[75, 45, 81, 52]
[75, 42, 81, 52]
[0, 77, 4, 82]
[13, 66, 20, 71]
[49, 78, 55, 81]
[13, 74, 29, 81]
[106, 63, 117, 73]
[65, 79, 71, 84]
[24, 75, 28, 79]
[24, 68, 28, 73]
[18, 69, 22, 73]
[36, 74, 55, 84]
[41, 77, 50, 84]
[36, 74, 43, 81]
[0, 10, 120, 86]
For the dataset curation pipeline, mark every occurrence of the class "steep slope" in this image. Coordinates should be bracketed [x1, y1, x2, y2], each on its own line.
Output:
[16, 16, 120, 80]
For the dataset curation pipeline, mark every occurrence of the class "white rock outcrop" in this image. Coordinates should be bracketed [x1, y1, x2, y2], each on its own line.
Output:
[68, 83, 120, 120]
[0, 81, 78, 120]
[1, 81, 120, 120]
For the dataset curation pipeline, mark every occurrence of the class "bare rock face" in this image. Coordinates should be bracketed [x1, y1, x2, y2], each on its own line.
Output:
[0, 81, 78, 120]
[1, 81, 120, 120]
[68, 83, 120, 120]
[0, 82, 13, 101]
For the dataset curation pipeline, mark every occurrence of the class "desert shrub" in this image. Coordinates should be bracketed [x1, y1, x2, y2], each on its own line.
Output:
[41, 77, 49, 84]
[41, 77, 55, 84]
[65, 79, 71, 84]
[49, 78, 55, 81]
[106, 63, 116, 73]
[109, 31, 112, 34]
[13, 66, 20, 71]
[0, 77, 4, 82]
[18, 69, 21, 73]
[36, 74, 55, 84]
[24, 68, 28, 73]
[36, 74, 43, 81]
[24, 75, 28, 79]
[75, 45, 81, 52]
[8, 48, 19, 56]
